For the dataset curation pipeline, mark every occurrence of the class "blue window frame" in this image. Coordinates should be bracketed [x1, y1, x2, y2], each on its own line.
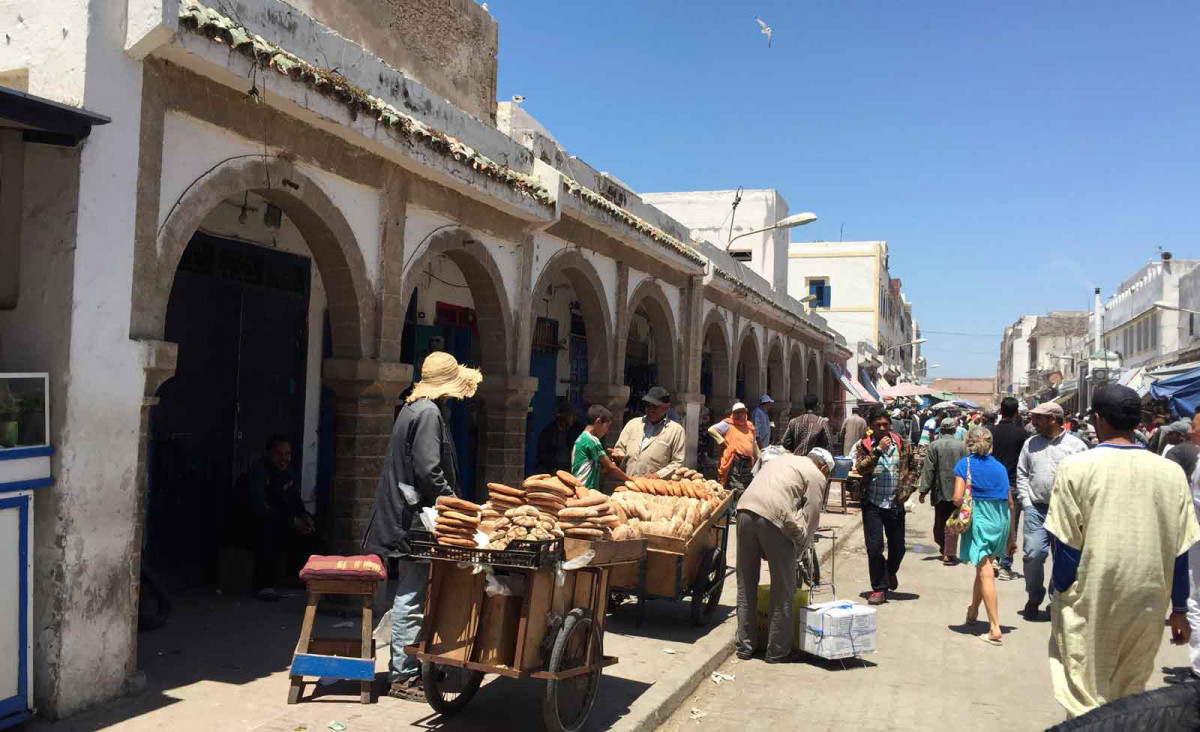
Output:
[808, 279, 832, 308]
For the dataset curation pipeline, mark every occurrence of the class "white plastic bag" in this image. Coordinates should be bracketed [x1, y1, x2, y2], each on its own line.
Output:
[561, 550, 595, 570]
[484, 573, 527, 598]
[418, 506, 439, 532]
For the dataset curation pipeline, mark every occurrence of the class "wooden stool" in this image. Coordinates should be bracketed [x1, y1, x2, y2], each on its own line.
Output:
[288, 555, 387, 705]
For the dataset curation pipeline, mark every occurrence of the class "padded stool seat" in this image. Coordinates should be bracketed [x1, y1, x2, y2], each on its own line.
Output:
[288, 554, 386, 705]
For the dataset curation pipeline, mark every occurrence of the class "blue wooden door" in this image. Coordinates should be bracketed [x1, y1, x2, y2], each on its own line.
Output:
[526, 351, 559, 475]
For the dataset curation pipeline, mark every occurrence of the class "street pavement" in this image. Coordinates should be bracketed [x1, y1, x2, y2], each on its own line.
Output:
[658, 499, 1190, 732]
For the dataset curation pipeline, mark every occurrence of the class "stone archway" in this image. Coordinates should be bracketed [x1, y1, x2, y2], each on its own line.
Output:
[765, 336, 786, 441]
[402, 228, 514, 376]
[701, 307, 733, 416]
[529, 249, 614, 387]
[624, 279, 680, 399]
[735, 325, 763, 404]
[145, 157, 373, 359]
[401, 227, 528, 490]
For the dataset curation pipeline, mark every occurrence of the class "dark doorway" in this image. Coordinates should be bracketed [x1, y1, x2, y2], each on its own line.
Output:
[147, 232, 311, 591]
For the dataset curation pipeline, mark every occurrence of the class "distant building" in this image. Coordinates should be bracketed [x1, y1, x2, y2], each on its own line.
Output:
[785, 241, 921, 405]
[997, 315, 1039, 401]
[1099, 255, 1200, 370]
[934, 377, 997, 410]
[1026, 312, 1090, 404]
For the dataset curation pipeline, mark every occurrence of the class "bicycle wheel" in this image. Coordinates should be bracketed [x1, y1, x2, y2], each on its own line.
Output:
[422, 661, 484, 716]
[542, 608, 602, 732]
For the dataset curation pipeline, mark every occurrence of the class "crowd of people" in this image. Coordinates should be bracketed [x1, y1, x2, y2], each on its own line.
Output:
[349, 350, 1200, 719]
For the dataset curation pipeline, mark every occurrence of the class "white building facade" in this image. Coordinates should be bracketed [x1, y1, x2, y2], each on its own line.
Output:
[0, 0, 852, 719]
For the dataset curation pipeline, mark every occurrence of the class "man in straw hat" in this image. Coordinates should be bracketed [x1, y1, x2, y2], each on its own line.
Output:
[363, 351, 482, 701]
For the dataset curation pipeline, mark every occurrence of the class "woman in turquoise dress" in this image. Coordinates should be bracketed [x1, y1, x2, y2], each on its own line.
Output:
[954, 426, 1016, 646]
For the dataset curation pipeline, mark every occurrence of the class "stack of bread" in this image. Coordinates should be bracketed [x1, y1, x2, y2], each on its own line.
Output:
[558, 485, 627, 540]
[610, 474, 728, 540]
[433, 495, 483, 547]
[485, 505, 560, 550]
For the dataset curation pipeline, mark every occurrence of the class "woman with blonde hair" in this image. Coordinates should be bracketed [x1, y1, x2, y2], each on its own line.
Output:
[953, 426, 1016, 645]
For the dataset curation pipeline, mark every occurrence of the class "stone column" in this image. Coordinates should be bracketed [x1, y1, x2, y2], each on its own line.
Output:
[768, 400, 792, 444]
[323, 358, 413, 554]
[475, 375, 539, 492]
[678, 391, 705, 468]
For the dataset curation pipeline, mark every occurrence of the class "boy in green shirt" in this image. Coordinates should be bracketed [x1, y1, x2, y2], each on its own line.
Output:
[572, 405, 633, 491]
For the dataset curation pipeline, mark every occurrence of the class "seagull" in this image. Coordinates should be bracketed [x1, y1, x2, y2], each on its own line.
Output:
[754, 16, 772, 47]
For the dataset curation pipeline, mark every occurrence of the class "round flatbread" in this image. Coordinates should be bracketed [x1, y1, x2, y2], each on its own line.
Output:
[434, 532, 475, 544]
[436, 495, 482, 513]
[439, 510, 480, 525]
[594, 514, 620, 526]
[555, 470, 583, 489]
[435, 517, 475, 531]
[559, 507, 600, 519]
[566, 493, 608, 508]
[524, 478, 574, 498]
[564, 528, 605, 539]
[487, 482, 526, 498]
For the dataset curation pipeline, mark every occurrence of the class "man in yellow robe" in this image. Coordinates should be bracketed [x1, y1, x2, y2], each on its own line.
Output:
[1046, 385, 1200, 717]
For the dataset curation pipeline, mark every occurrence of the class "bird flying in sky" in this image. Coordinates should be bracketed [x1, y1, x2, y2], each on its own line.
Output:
[754, 16, 772, 47]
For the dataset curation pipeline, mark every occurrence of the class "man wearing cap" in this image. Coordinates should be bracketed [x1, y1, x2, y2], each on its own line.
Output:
[750, 395, 774, 449]
[1162, 419, 1196, 473]
[612, 386, 686, 479]
[363, 352, 482, 701]
[734, 447, 834, 663]
[1015, 400, 1087, 618]
[781, 394, 832, 456]
[919, 417, 968, 565]
[707, 402, 759, 495]
[1046, 385, 1199, 717]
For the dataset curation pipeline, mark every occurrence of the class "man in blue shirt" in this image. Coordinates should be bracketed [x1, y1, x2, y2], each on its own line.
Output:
[751, 395, 774, 449]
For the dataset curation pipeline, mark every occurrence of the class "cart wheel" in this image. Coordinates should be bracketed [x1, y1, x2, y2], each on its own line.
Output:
[690, 547, 726, 627]
[542, 608, 602, 732]
[421, 661, 484, 716]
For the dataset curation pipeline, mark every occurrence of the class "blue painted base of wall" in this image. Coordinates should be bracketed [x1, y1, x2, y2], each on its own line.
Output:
[0, 709, 33, 730]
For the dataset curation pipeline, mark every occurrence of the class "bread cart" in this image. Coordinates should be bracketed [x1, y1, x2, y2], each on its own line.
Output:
[403, 531, 645, 732]
[607, 492, 733, 627]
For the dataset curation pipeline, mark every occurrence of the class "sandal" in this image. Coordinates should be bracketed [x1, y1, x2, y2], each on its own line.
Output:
[979, 634, 1003, 646]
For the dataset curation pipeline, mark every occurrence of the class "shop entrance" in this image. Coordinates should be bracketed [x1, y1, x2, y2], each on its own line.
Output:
[146, 232, 311, 592]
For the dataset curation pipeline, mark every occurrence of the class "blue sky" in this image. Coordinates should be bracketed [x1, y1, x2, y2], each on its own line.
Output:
[490, 1, 1200, 377]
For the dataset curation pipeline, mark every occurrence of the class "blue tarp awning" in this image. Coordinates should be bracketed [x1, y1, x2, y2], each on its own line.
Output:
[1148, 367, 1200, 417]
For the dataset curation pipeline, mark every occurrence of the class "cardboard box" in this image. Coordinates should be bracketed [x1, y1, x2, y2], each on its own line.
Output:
[753, 585, 810, 651]
[798, 600, 877, 659]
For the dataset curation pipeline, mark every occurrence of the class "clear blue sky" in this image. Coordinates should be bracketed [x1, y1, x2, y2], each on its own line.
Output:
[490, 1, 1200, 378]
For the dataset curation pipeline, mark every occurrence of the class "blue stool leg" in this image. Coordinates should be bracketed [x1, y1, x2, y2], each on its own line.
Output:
[288, 590, 320, 704]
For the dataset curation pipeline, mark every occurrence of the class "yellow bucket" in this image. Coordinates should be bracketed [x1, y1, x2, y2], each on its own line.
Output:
[754, 584, 810, 651]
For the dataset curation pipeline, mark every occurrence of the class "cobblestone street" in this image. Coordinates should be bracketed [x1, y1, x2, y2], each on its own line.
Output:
[659, 500, 1190, 732]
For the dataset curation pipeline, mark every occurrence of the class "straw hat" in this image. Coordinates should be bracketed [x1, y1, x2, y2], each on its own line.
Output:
[406, 352, 483, 403]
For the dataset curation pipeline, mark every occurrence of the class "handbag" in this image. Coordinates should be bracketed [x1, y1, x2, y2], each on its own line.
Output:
[945, 456, 974, 535]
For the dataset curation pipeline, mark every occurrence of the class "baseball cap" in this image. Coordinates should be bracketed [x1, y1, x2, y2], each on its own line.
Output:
[807, 447, 836, 474]
[1029, 401, 1064, 419]
[940, 417, 958, 430]
[731, 401, 747, 413]
[1091, 384, 1142, 428]
[759, 394, 775, 404]
[642, 386, 671, 406]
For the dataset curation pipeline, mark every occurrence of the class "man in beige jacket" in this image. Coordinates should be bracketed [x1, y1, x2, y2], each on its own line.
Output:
[734, 448, 833, 662]
[612, 386, 686, 478]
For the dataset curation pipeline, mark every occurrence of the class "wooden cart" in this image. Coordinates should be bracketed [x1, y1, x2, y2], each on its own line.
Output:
[608, 493, 733, 627]
[404, 537, 645, 732]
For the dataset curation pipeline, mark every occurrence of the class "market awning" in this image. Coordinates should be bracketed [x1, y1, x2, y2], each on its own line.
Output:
[879, 382, 934, 399]
[1054, 389, 1078, 406]
[827, 361, 878, 404]
[1149, 367, 1200, 417]
[859, 371, 883, 402]
[1, 85, 110, 147]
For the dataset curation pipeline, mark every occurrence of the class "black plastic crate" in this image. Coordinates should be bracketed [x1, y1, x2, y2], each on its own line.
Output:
[406, 529, 564, 569]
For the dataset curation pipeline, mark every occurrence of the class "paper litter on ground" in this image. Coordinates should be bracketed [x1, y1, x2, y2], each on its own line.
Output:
[710, 671, 735, 684]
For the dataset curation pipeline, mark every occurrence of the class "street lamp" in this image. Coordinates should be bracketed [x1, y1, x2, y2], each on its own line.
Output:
[885, 338, 926, 356]
[1153, 301, 1200, 317]
[725, 212, 817, 250]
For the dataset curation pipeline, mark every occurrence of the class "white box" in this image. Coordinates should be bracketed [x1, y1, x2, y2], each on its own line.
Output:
[799, 600, 877, 659]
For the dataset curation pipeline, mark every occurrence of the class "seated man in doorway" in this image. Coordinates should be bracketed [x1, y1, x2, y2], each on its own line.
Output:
[239, 435, 317, 601]
[536, 402, 580, 475]
[612, 386, 686, 478]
